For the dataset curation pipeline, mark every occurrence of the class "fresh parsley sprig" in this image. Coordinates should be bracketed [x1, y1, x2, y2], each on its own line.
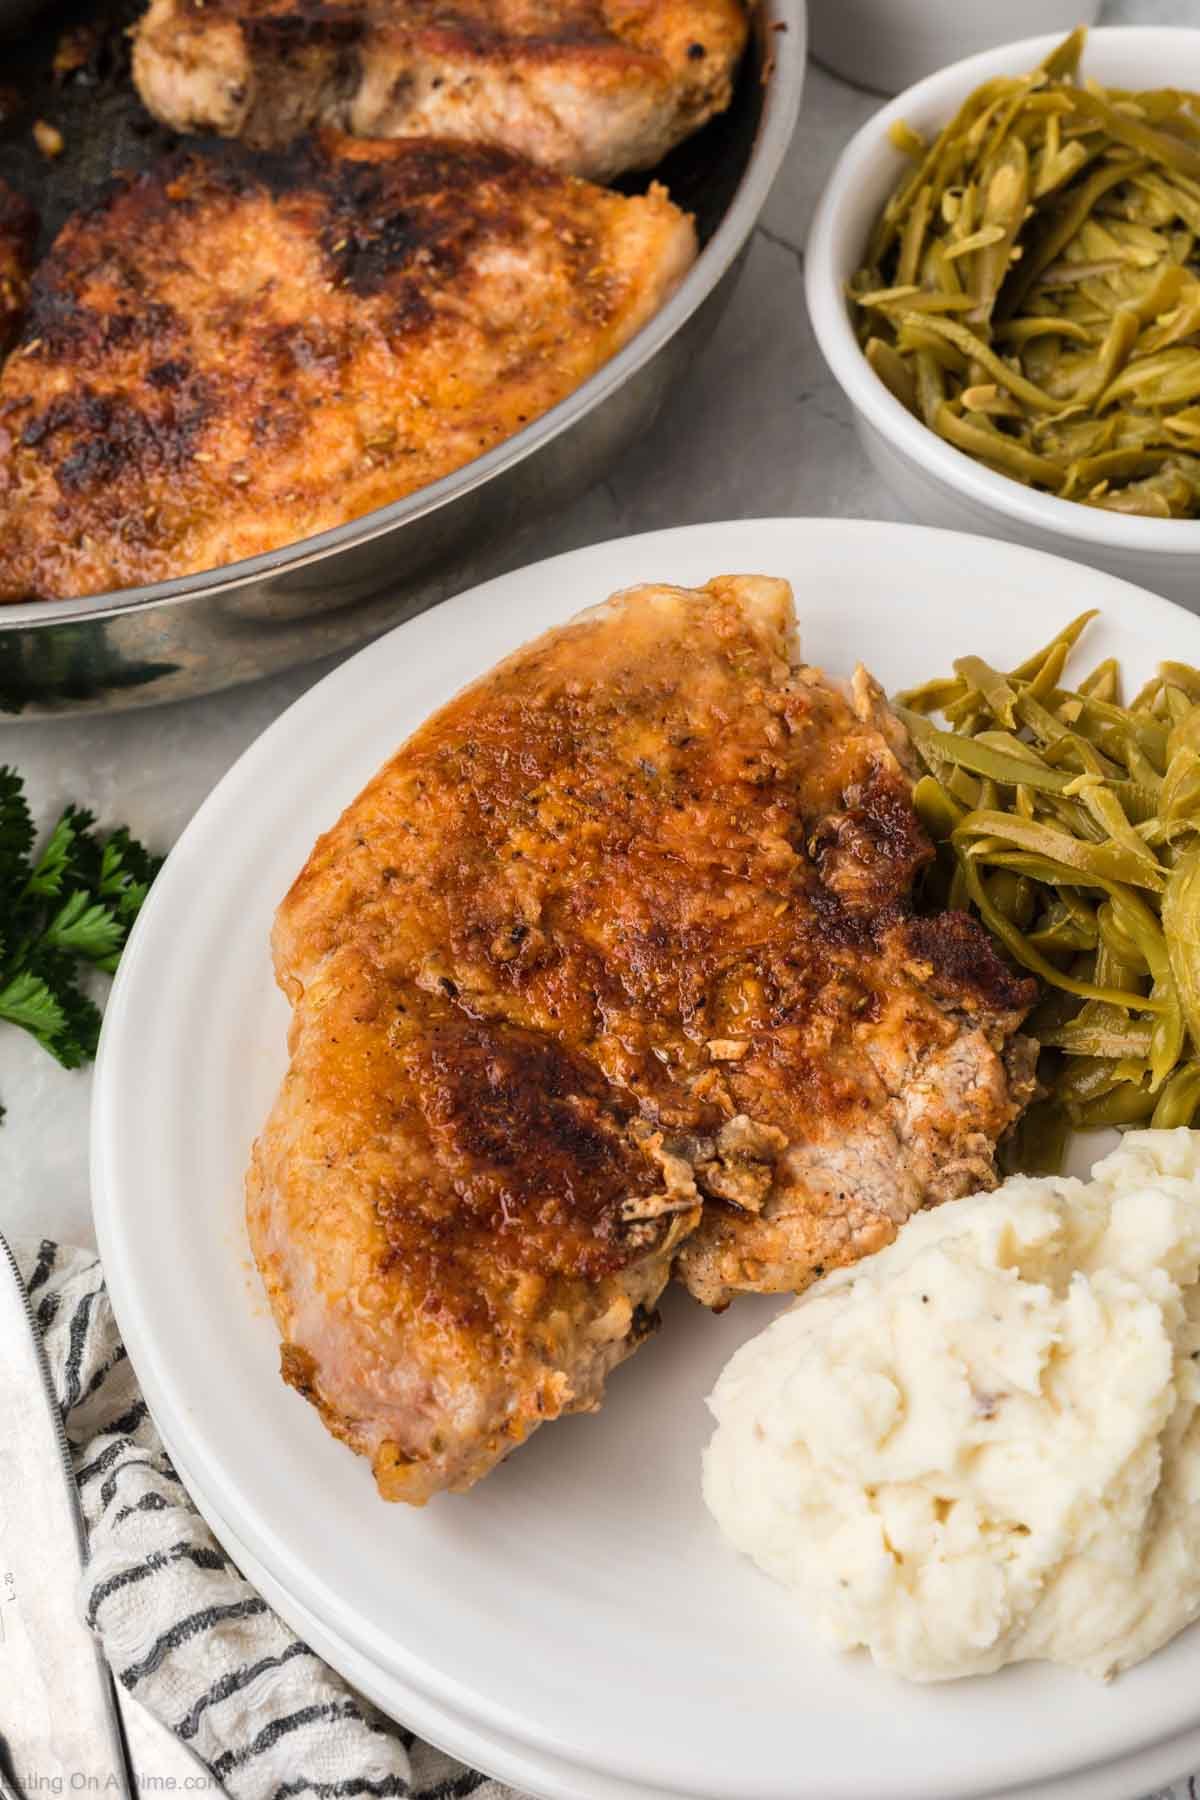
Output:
[0, 767, 162, 1117]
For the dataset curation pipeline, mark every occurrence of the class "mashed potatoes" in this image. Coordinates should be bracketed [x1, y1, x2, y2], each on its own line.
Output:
[703, 1130, 1200, 1681]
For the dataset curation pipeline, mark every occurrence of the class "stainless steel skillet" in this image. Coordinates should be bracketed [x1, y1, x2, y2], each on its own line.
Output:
[0, 0, 805, 714]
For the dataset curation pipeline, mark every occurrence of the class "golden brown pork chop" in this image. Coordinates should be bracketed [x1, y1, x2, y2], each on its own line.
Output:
[0, 134, 694, 603]
[248, 575, 1036, 1502]
[132, 0, 747, 180]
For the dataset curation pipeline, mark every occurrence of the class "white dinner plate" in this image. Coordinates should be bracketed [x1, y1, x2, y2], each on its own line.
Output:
[159, 1421, 1200, 1800]
[93, 519, 1200, 1800]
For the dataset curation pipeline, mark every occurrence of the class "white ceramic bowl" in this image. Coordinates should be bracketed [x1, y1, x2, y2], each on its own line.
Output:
[806, 28, 1200, 612]
[808, 0, 1099, 99]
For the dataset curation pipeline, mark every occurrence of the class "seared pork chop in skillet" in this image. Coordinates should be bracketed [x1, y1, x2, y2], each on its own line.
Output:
[0, 133, 694, 603]
[247, 575, 1036, 1502]
[132, 0, 748, 180]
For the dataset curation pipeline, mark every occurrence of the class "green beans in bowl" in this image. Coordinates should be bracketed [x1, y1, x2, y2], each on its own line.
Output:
[806, 28, 1200, 609]
[855, 29, 1200, 519]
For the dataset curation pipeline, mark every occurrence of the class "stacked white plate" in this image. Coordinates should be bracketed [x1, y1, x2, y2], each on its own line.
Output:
[93, 520, 1200, 1800]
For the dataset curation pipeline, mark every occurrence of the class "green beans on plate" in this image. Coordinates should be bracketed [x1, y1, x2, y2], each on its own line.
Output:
[899, 612, 1200, 1167]
[854, 30, 1200, 517]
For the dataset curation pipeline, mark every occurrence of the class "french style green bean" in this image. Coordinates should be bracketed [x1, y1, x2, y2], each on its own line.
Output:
[899, 612, 1200, 1161]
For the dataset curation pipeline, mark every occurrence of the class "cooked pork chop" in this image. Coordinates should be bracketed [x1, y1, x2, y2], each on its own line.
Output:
[132, 0, 747, 180]
[0, 180, 36, 357]
[249, 575, 1036, 1501]
[0, 134, 694, 603]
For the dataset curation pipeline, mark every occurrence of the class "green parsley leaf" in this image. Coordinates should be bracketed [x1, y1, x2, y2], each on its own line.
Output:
[25, 808, 83, 898]
[0, 768, 161, 1114]
[0, 968, 67, 1051]
[41, 889, 126, 964]
[24, 952, 103, 1067]
[0, 768, 34, 910]
[97, 828, 164, 921]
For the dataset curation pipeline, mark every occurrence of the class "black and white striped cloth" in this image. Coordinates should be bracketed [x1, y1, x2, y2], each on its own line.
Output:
[15, 1240, 522, 1800]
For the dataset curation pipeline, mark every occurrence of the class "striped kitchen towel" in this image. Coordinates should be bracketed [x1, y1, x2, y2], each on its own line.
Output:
[15, 1240, 522, 1800]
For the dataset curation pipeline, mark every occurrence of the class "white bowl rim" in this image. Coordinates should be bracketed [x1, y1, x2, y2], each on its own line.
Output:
[805, 25, 1200, 557]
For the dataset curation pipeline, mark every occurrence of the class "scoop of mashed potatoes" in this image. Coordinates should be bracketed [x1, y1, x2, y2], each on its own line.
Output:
[703, 1129, 1200, 1681]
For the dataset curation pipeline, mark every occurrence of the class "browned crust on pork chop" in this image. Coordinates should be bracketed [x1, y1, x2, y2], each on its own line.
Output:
[248, 575, 1036, 1501]
[0, 133, 694, 602]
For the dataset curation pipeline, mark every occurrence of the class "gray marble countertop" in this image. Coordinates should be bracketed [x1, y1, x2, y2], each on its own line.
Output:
[0, 0, 1168, 1250]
